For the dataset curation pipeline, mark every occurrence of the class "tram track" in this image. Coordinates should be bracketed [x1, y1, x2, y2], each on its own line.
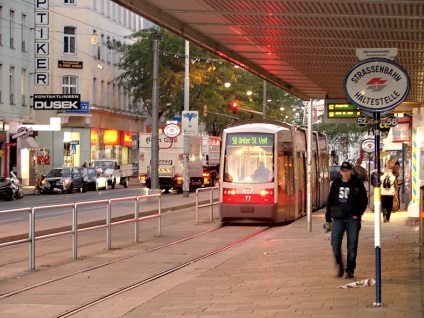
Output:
[0, 224, 271, 318]
[0, 226, 221, 300]
[53, 227, 270, 318]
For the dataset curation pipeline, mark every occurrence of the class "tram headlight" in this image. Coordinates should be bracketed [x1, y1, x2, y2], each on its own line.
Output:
[260, 188, 274, 202]
[223, 188, 236, 195]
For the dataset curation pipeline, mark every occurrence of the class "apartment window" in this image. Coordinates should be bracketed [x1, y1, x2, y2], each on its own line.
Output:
[92, 78, 97, 105]
[100, 0, 105, 15]
[62, 75, 78, 94]
[107, 81, 111, 108]
[0, 64, 3, 103]
[100, 34, 105, 61]
[111, 39, 116, 64]
[21, 68, 26, 106]
[21, 14, 26, 52]
[112, 84, 117, 108]
[64, 0, 76, 5]
[9, 66, 15, 105]
[0, 6, 3, 45]
[117, 6, 121, 24]
[10, 10, 15, 49]
[111, 3, 116, 21]
[106, 36, 110, 64]
[63, 26, 76, 54]
[100, 80, 105, 106]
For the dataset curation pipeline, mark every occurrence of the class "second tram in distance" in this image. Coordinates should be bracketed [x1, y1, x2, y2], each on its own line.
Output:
[219, 119, 330, 223]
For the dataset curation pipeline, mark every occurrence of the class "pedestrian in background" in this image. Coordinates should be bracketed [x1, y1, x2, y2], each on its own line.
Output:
[380, 167, 398, 222]
[388, 159, 399, 178]
[81, 164, 88, 193]
[394, 161, 403, 196]
[325, 161, 368, 279]
[353, 158, 369, 182]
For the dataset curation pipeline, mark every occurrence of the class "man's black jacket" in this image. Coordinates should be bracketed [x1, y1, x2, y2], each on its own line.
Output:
[325, 175, 367, 223]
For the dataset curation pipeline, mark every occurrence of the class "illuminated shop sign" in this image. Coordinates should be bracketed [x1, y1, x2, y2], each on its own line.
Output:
[90, 128, 99, 145]
[103, 129, 119, 145]
[121, 131, 133, 146]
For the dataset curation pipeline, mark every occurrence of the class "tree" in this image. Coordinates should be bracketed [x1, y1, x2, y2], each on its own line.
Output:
[107, 28, 308, 136]
[314, 119, 368, 152]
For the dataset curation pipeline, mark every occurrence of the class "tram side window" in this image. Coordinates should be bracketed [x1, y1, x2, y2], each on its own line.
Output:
[277, 153, 293, 195]
[224, 145, 273, 183]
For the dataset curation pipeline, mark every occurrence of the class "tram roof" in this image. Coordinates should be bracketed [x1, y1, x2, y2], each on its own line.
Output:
[116, 0, 423, 111]
[224, 120, 291, 134]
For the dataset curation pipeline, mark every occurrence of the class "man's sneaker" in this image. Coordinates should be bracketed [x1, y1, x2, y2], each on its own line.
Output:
[345, 272, 354, 279]
[383, 216, 388, 223]
[335, 266, 344, 278]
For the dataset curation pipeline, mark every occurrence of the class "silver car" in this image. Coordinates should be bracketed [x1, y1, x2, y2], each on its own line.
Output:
[43, 167, 83, 194]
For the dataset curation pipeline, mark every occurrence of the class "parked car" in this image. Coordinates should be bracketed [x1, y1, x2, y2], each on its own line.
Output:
[329, 165, 340, 182]
[86, 167, 108, 191]
[43, 167, 83, 194]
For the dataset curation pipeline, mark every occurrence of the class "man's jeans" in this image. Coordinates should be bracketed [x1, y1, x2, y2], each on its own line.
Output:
[331, 217, 361, 273]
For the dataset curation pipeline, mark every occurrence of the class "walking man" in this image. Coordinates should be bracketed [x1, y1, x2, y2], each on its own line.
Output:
[353, 158, 369, 182]
[81, 164, 88, 193]
[325, 161, 368, 279]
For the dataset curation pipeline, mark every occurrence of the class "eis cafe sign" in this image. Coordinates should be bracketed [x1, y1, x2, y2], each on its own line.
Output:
[344, 58, 410, 113]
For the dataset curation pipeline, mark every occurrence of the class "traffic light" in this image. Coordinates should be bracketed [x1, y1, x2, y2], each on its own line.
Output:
[230, 100, 239, 114]
[203, 105, 207, 116]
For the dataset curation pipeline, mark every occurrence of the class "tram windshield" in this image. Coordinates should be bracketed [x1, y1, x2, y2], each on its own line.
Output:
[223, 133, 274, 183]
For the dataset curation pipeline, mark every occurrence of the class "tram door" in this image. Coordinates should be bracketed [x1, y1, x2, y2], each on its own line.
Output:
[277, 151, 295, 218]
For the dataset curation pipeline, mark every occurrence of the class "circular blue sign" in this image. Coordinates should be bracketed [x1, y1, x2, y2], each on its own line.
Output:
[344, 58, 410, 113]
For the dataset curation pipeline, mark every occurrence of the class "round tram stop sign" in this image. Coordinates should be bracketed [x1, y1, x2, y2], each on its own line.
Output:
[344, 58, 410, 113]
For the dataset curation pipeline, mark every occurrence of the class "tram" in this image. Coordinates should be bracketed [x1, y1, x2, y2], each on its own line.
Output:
[219, 119, 330, 223]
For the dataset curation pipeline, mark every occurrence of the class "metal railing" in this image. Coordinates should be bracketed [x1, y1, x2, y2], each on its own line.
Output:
[195, 186, 219, 224]
[0, 193, 161, 271]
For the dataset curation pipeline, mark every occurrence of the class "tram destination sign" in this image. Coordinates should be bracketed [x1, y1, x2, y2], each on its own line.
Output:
[343, 58, 410, 113]
[227, 133, 274, 146]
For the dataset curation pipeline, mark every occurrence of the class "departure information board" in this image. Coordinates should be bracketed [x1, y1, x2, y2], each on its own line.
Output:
[327, 102, 361, 118]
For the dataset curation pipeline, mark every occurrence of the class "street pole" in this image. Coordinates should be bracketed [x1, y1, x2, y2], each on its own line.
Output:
[183, 40, 190, 197]
[373, 112, 382, 306]
[262, 80, 266, 119]
[150, 31, 161, 194]
[306, 98, 313, 232]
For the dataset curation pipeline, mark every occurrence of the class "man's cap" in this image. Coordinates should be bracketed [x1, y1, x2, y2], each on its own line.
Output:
[340, 161, 352, 170]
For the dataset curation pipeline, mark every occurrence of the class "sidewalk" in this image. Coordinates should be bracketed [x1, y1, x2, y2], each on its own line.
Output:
[115, 209, 424, 318]
[1, 198, 423, 317]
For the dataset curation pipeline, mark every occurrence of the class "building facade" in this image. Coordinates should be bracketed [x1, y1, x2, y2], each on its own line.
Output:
[19, 0, 147, 186]
[0, 0, 35, 179]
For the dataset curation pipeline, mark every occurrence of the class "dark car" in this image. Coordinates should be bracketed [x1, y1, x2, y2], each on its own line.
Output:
[329, 165, 340, 182]
[43, 167, 83, 194]
[86, 167, 108, 191]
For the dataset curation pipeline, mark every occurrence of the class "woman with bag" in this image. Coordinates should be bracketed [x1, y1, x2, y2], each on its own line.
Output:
[380, 168, 398, 222]
[325, 161, 368, 279]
